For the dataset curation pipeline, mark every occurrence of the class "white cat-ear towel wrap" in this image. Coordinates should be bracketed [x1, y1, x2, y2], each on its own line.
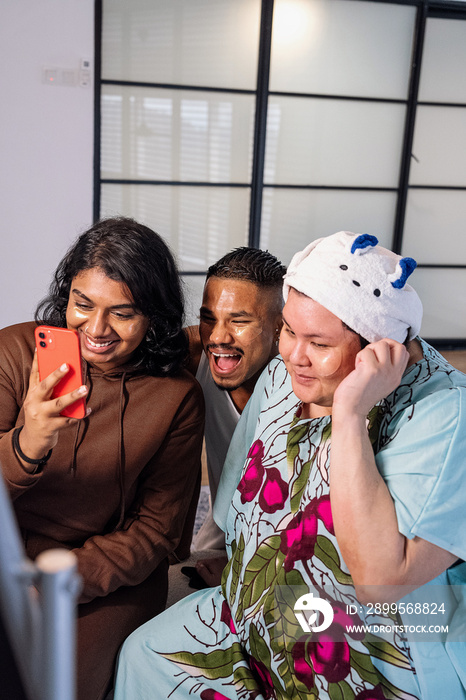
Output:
[283, 231, 423, 344]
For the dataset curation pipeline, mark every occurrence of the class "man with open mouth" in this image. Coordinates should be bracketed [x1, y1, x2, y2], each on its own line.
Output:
[181, 247, 286, 585]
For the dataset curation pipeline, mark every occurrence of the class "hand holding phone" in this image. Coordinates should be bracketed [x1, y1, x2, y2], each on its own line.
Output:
[35, 326, 86, 419]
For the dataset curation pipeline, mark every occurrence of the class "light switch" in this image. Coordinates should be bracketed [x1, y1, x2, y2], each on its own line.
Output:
[62, 70, 77, 87]
[43, 67, 59, 85]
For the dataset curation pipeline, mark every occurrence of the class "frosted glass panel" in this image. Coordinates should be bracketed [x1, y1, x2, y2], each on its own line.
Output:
[403, 190, 466, 265]
[410, 106, 466, 186]
[260, 189, 396, 266]
[270, 0, 415, 99]
[102, 0, 260, 90]
[100, 184, 250, 271]
[418, 18, 466, 103]
[182, 275, 206, 326]
[264, 97, 406, 187]
[413, 269, 466, 340]
[101, 86, 255, 183]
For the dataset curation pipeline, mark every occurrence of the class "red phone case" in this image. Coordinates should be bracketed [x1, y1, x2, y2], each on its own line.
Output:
[35, 326, 86, 419]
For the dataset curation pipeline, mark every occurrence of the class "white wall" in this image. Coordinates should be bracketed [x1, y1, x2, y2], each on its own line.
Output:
[0, 0, 94, 329]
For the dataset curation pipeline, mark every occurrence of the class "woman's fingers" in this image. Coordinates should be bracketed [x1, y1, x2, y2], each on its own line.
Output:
[335, 339, 410, 416]
[31, 356, 89, 417]
[29, 360, 71, 403]
[28, 350, 40, 389]
[21, 353, 89, 460]
[53, 384, 88, 415]
[357, 339, 409, 372]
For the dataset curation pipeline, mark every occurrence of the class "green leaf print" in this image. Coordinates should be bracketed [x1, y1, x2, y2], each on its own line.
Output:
[328, 680, 356, 700]
[233, 664, 263, 692]
[290, 457, 315, 512]
[321, 420, 332, 443]
[227, 533, 245, 609]
[314, 535, 353, 585]
[349, 648, 382, 687]
[284, 566, 308, 588]
[275, 620, 319, 700]
[289, 420, 330, 512]
[363, 634, 412, 671]
[260, 570, 313, 699]
[287, 422, 310, 453]
[262, 566, 307, 650]
[235, 534, 285, 622]
[367, 404, 384, 448]
[287, 422, 311, 470]
[349, 649, 418, 700]
[378, 678, 420, 700]
[221, 555, 232, 597]
[248, 624, 284, 696]
[249, 622, 272, 667]
[277, 655, 317, 700]
[161, 643, 244, 680]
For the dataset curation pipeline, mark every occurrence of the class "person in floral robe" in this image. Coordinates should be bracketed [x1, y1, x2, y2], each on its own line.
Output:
[114, 232, 466, 700]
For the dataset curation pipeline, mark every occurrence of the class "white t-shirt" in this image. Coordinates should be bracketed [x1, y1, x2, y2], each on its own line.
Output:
[192, 352, 240, 551]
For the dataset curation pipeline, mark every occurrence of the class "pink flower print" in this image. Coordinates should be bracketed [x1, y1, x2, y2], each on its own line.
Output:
[293, 630, 350, 686]
[291, 601, 371, 691]
[280, 502, 318, 572]
[291, 601, 369, 689]
[315, 494, 334, 535]
[238, 440, 265, 504]
[200, 691, 232, 700]
[308, 601, 368, 680]
[220, 600, 236, 634]
[279, 496, 335, 571]
[291, 637, 315, 691]
[332, 601, 364, 641]
[308, 631, 350, 683]
[258, 467, 289, 514]
[237, 440, 288, 514]
[238, 440, 288, 513]
[248, 655, 275, 699]
[247, 440, 264, 460]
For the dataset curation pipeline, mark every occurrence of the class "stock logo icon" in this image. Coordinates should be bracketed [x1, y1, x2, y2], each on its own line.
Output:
[294, 593, 334, 633]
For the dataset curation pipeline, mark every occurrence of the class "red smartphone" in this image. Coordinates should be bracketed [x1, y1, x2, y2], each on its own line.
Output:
[35, 325, 86, 419]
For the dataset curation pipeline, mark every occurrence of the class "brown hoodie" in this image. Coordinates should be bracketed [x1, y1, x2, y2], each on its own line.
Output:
[0, 322, 205, 604]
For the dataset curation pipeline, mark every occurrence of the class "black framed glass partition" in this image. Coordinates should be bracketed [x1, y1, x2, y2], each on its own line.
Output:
[95, 0, 466, 344]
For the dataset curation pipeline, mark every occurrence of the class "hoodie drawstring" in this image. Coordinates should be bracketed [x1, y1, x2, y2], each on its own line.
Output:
[69, 366, 128, 532]
[70, 366, 91, 475]
[114, 371, 127, 531]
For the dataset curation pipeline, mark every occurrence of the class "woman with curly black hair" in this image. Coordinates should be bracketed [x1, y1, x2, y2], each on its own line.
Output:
[35, 216, 189, 376]
[0, 217, 204, 700]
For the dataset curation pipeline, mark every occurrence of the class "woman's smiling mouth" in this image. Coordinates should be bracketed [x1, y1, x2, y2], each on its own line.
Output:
[82, 334, 118, 353]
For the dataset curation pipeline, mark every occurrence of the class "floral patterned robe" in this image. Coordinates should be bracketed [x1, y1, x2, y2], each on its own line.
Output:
[114, 341, 466, 700]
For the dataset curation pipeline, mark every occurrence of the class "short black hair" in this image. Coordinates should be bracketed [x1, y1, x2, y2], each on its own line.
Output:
[206, 247, 286, 290]
[35, 217, 188, 376]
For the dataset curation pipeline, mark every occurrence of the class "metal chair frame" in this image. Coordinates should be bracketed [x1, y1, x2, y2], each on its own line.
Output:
[0, 467, 81, 700]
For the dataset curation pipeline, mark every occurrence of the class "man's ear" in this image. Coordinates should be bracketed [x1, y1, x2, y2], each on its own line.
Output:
[274, 313, 283, 343]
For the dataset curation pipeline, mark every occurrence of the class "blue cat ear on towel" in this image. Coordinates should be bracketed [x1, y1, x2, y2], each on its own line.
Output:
[350, 234, 378, 255]
[391, 257, 417, 289]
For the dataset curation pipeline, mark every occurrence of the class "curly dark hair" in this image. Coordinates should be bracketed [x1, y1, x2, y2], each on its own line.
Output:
[206, 247, 286, 289]
[206, 247, 286, 315]
[35, 217, 188, 376]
